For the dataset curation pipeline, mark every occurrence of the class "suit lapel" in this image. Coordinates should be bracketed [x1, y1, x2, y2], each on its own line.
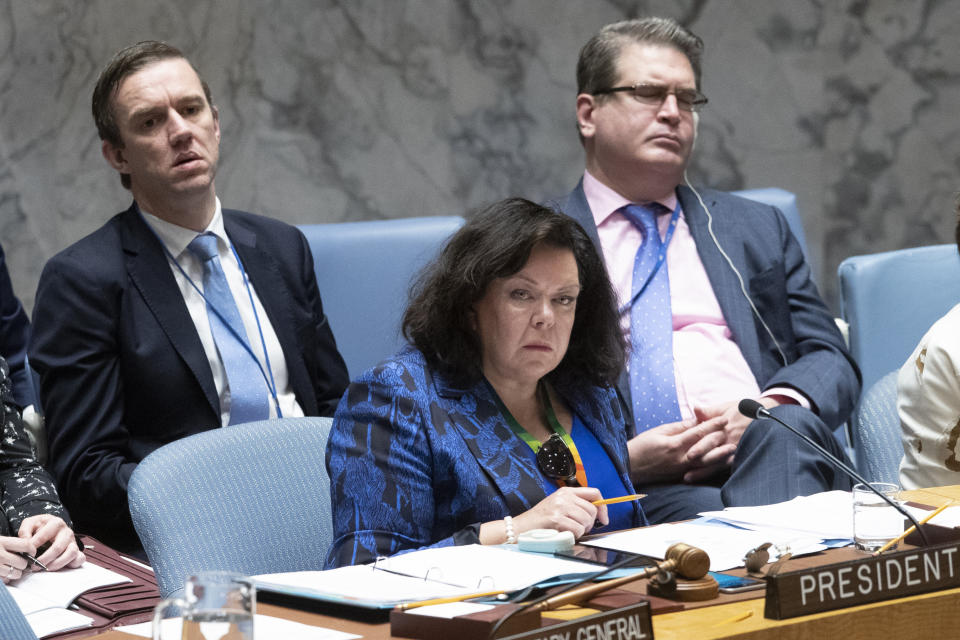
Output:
[563, 384, 641, 524]
[224, 212, 316, 415]
[564, 386, 631, 490]
[119, 205, 220, 418]
[555, 179, 604, 254]
[433, 374, 550, 515]
[678, 187, 764, 377]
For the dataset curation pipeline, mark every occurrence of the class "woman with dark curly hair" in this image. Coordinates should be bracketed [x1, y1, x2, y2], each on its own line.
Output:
[325, 198, 644, 567]
[0, 356, 84, 583]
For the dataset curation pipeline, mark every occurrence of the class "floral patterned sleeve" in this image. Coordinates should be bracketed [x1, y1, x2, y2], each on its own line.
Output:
[0, 356, 71, 536]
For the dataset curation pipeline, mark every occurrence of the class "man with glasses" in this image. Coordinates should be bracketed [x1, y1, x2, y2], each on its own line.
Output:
[554, 17, 859, 523]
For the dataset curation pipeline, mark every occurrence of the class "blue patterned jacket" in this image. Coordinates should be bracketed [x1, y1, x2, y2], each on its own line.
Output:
[325, 347, 644, 568]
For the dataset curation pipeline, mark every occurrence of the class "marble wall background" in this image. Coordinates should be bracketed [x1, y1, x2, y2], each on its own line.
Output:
[1, 0, 958, 313]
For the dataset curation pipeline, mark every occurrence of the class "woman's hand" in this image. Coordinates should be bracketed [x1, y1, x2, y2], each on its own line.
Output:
[515, 487, 608, 538]
[480, 487, 609, 545]
[0, 536, 34, 583]
[18, 515, 85, 571]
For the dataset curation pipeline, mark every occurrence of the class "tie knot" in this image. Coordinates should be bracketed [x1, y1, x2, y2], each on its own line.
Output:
[622, 203, 667, 237]
[187, 233, 220, 262]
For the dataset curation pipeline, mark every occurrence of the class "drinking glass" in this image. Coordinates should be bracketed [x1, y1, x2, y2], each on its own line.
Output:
[152, 571, 255, 640]
[852, 482, 903, 552]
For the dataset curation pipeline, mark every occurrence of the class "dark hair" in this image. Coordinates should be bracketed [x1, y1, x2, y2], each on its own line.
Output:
[92, 41, 214, 189]
[577, 17, 704, 97]
[403, 198, 625, 388]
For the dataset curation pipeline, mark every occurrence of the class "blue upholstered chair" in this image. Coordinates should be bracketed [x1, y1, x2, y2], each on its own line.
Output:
[732, 187, 810, 271]
[299, 216, 465, 377]
[851, 371, 901, 484]
[839, 244, 960, 477]
[0, 581, 37, 640]
[838, 244, 960, 394]
[127, 417, 334, 598]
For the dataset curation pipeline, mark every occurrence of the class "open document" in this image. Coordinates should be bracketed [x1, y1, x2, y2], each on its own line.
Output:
[254, 544, 604, 609]
[9, 561, 131, 637]
[584, 490, 944, 571]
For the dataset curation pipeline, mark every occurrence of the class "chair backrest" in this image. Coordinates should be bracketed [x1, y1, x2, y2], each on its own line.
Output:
[838, 244, 960, 393]
[299, 216, 464, 377]
[731, 187, 810, 269]
[128, 417, 334, 598]
[852, 370, 902, 484]
[0, 581, 38, 640]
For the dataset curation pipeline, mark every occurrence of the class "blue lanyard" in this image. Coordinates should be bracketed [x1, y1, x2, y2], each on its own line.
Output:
[140, 209, 283, 419]
[618, 203, 680, 316]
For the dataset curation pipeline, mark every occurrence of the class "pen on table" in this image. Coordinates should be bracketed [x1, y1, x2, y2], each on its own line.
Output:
[396, 590, 507, 610]
[874, 500, 953, 555]
[15, 552, 48, 571]
[592, 494, 646, 507]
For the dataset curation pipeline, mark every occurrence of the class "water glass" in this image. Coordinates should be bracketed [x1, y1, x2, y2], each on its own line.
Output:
[152, 571, 255, 640]
[852, 482, 903, 552]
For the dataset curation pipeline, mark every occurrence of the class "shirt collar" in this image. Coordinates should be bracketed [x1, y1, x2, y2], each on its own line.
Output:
[139, 197, 227, 258]
[582, 170, 680, 225]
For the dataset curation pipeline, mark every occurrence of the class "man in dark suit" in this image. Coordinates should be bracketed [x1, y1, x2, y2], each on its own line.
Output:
[30, 42, 349, 551]
[554, 18, 859, 522]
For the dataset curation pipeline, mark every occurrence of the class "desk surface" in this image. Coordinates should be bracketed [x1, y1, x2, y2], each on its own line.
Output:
[92, 485, 960, 640]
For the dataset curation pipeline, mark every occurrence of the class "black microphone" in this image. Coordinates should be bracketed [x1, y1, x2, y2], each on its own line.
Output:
[738, 399, 929, 547]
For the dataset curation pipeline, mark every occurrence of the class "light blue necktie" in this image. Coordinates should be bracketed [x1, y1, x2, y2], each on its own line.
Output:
[187, 233, 269, 425]
[622, 204, 682, 433]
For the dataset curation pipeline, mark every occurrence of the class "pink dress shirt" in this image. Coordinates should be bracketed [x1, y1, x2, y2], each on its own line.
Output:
[582, 171, 808, 421]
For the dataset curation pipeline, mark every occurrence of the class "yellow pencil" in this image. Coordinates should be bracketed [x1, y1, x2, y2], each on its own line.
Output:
[592, 493, 647, 506]
[396, 590, 506, 610]
[874, 501, 953, 555]
[713, 610, 753, 626]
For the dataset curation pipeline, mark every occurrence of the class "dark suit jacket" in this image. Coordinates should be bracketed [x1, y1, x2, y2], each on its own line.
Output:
[556, 181, 860, 433]
[325, 347, 643, 568]
[29, 203, 349, 550]
[0, 243, 34, 408]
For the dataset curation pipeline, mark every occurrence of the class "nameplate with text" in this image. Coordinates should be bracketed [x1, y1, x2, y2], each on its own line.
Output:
[764, 541, 960, 619]
[501, 602, 652, 640]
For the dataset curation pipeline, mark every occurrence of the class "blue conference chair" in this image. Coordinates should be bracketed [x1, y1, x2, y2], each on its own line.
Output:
[299, 216, 464, 378]
[839, 244, 960, 477]
[732, 187, 811, 272]
[128, 417, 334, 598]
[839, 244, 960, 394]
[0, 580, 37, 640]
[851, 371, 901, 484]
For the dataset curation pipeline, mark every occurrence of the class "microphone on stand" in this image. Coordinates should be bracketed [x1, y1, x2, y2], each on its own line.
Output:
[737, 399, 928, 547]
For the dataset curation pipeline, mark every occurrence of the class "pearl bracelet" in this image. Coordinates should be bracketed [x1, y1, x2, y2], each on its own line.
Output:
[504, 515, 517, 544]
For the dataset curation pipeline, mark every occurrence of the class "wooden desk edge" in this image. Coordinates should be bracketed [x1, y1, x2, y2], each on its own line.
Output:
[94, 485, 960, 639]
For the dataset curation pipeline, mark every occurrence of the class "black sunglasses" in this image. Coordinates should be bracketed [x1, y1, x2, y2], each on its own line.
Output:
[537, 434, 579, 487]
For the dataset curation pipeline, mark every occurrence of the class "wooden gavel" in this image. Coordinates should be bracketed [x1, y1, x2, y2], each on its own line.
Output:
[527, 542, 710, 612]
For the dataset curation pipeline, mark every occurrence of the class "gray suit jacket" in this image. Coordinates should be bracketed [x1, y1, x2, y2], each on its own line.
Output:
[554, 180, 860, 435]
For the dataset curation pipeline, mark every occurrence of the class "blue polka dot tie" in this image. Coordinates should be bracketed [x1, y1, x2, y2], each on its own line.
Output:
[622, 204, 681, 433]
[187, 233, 270, 425]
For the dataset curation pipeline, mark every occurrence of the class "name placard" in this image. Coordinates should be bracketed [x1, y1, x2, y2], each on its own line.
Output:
[502, 602, 652, 640]
[765, 541, 960, 619]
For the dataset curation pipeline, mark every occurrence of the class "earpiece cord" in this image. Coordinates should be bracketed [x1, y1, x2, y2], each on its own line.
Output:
[682, 172, 789, 368]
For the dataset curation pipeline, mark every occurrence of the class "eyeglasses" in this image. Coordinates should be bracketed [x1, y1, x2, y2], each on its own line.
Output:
[537, 434, 580, 487]
[593, 83, 708, 112]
